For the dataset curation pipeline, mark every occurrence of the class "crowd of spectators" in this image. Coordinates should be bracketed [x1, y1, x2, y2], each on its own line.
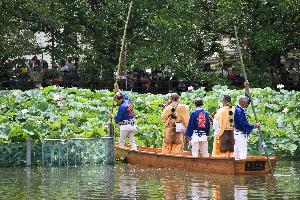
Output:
[0, 57, 195, 93]
[117, 69, 194, 94]
[2, 56, 298, 92]
[0, 56, 80, 90]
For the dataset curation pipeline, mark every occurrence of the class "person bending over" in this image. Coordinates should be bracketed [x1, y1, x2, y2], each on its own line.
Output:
[114, 93, 137, 150]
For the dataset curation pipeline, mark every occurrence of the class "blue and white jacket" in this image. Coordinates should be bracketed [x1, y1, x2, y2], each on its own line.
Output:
[114, 100, 135, 124]
[186, 108, 210, 137]
[234, 105, 254, 134]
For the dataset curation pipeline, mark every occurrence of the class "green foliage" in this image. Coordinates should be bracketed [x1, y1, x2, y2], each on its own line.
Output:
[2, 1, 297, 87]
[0, 2, 36, 58]
[0, 86, 111, 142]
[215, 0, 299, 87]
[0, 86, 299, 158]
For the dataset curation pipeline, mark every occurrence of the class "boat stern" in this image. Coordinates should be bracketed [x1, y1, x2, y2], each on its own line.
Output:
[234, 156, 277, 175]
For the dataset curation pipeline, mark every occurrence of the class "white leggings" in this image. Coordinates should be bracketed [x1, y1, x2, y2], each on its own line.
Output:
[119, 129, 137, 150]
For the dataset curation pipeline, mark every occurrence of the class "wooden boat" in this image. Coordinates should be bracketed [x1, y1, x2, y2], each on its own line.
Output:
[115, 145, 277, 175]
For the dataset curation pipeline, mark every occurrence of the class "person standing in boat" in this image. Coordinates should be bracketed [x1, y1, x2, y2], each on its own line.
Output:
[186, 98, 210, 157]
[212, 95, 235, 157]
[161, 93, 189, 154]
[114, 93, 137, 150]
[233, 81, 260, 160]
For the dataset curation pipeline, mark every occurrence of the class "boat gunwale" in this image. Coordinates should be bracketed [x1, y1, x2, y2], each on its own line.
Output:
[116, 145, 277, 162]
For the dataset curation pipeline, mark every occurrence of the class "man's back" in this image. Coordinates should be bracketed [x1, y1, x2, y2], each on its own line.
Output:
[161, 102, 189, 127]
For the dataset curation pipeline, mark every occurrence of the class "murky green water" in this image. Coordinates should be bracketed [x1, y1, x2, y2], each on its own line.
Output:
[0, 161, 299, 199]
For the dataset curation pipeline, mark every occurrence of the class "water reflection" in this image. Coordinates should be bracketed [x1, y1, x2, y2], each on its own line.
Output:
[0, 161, 299, 199]
[234, 185, 248, 200]
[118, 167, 137, 199]
[190, 179, 209, 200]
[114, 166, 278, 200]
[161, 176, 185, 199]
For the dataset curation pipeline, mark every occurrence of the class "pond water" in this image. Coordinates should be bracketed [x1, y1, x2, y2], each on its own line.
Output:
[0, 161, 299, 199]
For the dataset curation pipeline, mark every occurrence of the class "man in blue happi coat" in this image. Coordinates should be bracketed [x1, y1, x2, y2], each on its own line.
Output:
[186, 98, 210, 157]
[114, 93, 137, 150]
[233, 81, 260, 160]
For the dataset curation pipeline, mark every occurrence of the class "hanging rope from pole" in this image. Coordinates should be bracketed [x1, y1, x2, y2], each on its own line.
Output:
[234, 26, 274, 175]
[109, 1, 134, 137]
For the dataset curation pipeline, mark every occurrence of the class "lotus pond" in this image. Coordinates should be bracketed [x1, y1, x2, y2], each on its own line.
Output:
[0, 86, 299, 158]
[0, 86, 299, 199]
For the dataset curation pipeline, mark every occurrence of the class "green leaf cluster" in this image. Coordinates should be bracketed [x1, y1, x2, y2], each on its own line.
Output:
[1, 0, 298, 87]
[0, 86, 299, 158]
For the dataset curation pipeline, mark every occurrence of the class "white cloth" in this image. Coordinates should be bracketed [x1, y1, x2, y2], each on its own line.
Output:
[191, 131, 207, 143]
[119, 129, 137, 150]
[213, 118, 219, 137]
[192, 141, 209, 157]
[175, 122, 185, 132]
[120, 124, 136, 131]
[233, 130, 248, 160]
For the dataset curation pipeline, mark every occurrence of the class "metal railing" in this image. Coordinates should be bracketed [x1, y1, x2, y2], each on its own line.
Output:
[0, 137, 115, 167]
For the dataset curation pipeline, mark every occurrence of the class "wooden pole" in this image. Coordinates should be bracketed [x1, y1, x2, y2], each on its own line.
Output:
[234, 26, 274, 175]
[116, 1, 133, 75]
[109, 1, 134, 136]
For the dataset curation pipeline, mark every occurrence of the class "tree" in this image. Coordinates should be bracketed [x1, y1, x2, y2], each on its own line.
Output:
[210, 0, 299, 87]
[0, 0, 36, 59]
[0, 0, 298, 89]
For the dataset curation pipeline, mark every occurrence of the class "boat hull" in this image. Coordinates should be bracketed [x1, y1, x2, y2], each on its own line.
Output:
[115, 145, 277, 175]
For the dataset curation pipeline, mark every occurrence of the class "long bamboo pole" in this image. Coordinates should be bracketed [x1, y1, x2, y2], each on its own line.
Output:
[116, 1, 134, 76]
[109, 1, 134, 137]
[234, 26, 274, 175]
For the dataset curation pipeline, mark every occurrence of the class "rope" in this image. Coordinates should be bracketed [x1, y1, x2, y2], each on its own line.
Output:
[109, 1, 134, 137]
[234, 26, 274, 175]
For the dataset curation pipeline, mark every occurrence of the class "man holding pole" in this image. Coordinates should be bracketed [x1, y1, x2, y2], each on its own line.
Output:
[233, 81, 260, 160]
[113, 93, 137, 150]
[233, 26, 273, 173]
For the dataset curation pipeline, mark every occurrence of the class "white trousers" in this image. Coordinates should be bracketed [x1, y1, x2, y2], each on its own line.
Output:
[119, 129, 137, 150]
[233, 131, 248, 160]
[192, 141, 209, 157]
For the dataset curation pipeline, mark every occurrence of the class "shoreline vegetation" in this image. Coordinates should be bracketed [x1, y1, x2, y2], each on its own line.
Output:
[0, 85, 299, 158]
